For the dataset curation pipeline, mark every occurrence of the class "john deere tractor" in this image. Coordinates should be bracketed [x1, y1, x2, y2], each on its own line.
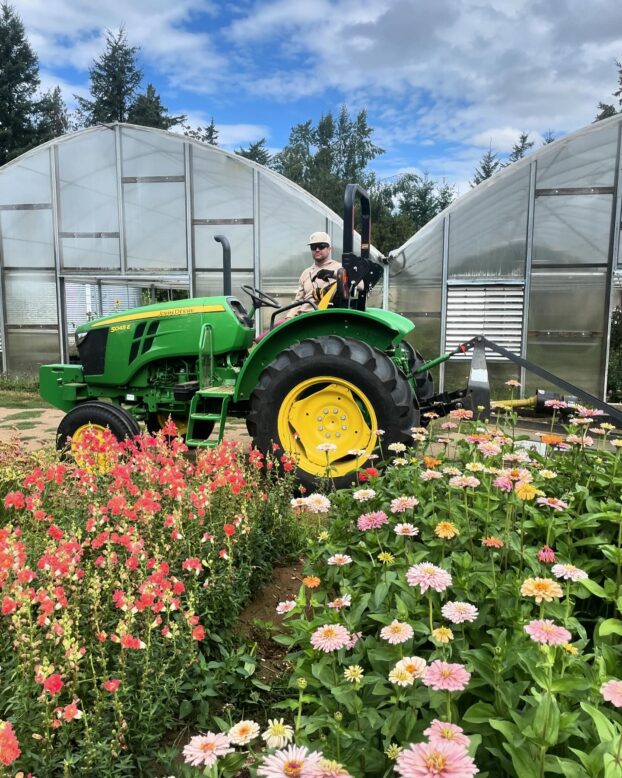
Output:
[39, 185, 458, 489]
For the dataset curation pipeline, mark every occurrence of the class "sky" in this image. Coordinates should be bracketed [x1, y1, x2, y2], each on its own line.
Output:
[13, 0, 622, 193]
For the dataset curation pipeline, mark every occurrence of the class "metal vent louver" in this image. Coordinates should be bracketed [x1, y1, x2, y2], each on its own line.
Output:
[445, 286, 524, 360]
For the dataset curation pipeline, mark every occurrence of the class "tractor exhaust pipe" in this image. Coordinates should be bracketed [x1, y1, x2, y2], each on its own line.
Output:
[214, 235, 232, 296]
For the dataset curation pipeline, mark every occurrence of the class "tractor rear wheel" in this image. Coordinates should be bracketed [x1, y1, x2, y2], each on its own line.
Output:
[56, 401, 140, 457]
[247, 336, 418, 490]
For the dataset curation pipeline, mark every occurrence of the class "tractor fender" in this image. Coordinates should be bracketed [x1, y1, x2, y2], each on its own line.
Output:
[234, 307, 415, 401]
[40, 364, 88, 412]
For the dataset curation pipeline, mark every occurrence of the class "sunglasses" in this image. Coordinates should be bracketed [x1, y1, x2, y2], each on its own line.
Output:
[310, 243, 329, 251]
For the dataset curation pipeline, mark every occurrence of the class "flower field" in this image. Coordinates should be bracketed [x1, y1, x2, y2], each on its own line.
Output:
[1, 406, 622, 777]
[0, 428, 304, 776]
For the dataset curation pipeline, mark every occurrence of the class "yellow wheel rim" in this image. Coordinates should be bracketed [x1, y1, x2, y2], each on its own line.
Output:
[277, 375, 378, 477]
[157, 414, 188, 436]
[70, 423, 112, 472]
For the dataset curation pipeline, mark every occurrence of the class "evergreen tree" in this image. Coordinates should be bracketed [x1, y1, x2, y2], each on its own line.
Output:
[236, 138, 271, 165]
[505, 132, 534, 164]
[184, 117, 218, 145]
[74, 28, 143, 126]
[127, 83, 185, 129]
[542, 129, 556, 145]
[471, 145, 502, 186]
[34, 86, 69, 144]
[0, 1, 39, 164]
[595, 59, 622, 121]
[272, 106, 383, 214]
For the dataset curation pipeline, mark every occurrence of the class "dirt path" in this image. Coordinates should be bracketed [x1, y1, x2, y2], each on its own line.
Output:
[0, 404, 251, 452]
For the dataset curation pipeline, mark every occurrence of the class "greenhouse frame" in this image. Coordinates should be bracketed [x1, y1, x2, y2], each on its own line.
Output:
[0, 116, 621, 400]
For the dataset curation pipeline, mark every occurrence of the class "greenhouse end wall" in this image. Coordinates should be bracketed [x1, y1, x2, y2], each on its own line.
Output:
[391, 114, 622, 400]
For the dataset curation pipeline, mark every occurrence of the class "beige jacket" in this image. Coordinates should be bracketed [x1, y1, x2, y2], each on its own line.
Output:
[283, 258, 342, 319]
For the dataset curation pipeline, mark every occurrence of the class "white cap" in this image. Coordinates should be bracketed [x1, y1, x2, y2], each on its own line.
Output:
[308, 231, 331, 245]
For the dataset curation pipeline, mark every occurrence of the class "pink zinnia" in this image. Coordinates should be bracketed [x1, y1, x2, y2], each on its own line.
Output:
[536, 497, 568, 511]
[395, 739, 478, 777]
[258, 744, 322, 777]
[448, 475, 480, 489]
[406, 563, 452, 593]
[310, 624, 350, 652]
[423, 719, 471, 748]
[600, 679, 622, 707]
[423, 661, 471, 692]
[302, 758, 353, 777]
[441, 602, 479, 624]
[327, 554, 353, 566]
[478, 442, 501, 457]
[276, 600, 297, 614]
[524, 619, 572, 645]
[380, 619, 414, 645]
[492, 475, 513, 492]
[357, 511, 388, 530]
[420, 469, 443, 481]
[537, 546, 556, 564]
[183, 732, 234, 767]
[551, 564, 588, 582]
[390, 496, 419, 513]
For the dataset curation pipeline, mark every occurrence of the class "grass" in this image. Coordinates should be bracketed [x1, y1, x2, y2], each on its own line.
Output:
[0, 375, 50, 409]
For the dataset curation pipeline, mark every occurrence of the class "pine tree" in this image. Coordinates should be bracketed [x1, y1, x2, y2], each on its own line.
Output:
[74, 28, 143, 126]
[34, 86, 69, 144]
[595, 59, 622, 122]
[272, 106, 383, 214]
[471, 146, 502, 186]
[542, 129, 556, 145]
[127, 83, 185, 130]
[184, 117, 218, 145]
[505, 132, 534, 164]
[236, 138, 271, 165]
[0, 1, 39, 164]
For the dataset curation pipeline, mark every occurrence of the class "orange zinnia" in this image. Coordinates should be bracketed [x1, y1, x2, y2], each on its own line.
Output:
[520, 577, 563, 603]
[423, 456, 442, 469]
[302, 576, 321, 589]
[541, 434, 563, 446]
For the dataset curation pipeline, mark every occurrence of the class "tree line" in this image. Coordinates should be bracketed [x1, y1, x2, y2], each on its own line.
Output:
[1, 2, 621, 254]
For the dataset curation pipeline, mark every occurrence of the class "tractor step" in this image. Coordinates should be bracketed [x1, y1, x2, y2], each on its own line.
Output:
[185, 391, 232, 448]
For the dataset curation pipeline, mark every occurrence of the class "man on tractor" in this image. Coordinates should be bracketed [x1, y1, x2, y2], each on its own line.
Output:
[283, 231, 342, 318]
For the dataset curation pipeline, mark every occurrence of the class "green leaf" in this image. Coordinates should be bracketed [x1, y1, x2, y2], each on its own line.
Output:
[545, 756, 590, 777]
[580, 701, 617, 743]
[503, 743, 539, 777]
[463, 701, 497, 724]
[532, 693, 560, 747]
[599, 618, 622, 637]
[579, 579, 608, 599]
[178, 699, 193, 719]
[489, 718, 522, 745]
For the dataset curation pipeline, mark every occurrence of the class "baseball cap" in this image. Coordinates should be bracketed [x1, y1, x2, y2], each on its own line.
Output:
[308, 231, 331, 245]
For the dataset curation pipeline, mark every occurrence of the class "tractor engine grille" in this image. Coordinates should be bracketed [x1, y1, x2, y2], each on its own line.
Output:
[129, 320, 160, 364]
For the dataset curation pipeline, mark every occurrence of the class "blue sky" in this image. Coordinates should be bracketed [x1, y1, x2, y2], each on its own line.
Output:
[14, 0, 622, 193]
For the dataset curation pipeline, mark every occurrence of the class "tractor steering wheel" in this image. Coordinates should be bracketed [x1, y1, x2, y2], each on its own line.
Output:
[241, 285, 280, 309]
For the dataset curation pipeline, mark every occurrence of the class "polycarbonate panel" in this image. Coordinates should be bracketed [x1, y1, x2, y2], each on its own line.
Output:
[192, 148, 254, 219]
[536, 121, 619, 189]
[122, 126, 184, 178]
[448, 165, 529, 279]
[396, 219, 443, 283]
[0, 149, 51, 204]
[124, 182, 187, 270]
[5, 330, 59, 375]
[194, 224, 254, 270]
[4, 272, 58, 325]
[258, 173, 332, 278]
[532, 194, 612, 265]
[195, 271, 254, 302]
[58, 130, 119, 232]
[2, 209, 54, 267]
[526, 269, 607, 397]
[390, 283, 441, 318]
[61, 237, 121, 270]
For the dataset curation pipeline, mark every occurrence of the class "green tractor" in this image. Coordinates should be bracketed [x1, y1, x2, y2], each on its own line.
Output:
[39, 185, 458, 489]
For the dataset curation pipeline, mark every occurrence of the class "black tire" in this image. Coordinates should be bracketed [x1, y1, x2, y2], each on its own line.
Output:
[247, 336, 418, 490]
[56, 401, 140, 454]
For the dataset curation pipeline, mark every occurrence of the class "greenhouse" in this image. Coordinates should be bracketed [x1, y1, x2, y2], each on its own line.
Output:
[0, 116, 621, 400]
[0, 123, 362, 374]
[390, 113, 622, 398]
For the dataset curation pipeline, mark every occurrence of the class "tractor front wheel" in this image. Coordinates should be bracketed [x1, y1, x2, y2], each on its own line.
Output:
[247, 336, 418, 490]
[56, 401, 140, 458]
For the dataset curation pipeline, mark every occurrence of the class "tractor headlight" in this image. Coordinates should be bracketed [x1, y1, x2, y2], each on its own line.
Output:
[75, 331, 88, 349]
